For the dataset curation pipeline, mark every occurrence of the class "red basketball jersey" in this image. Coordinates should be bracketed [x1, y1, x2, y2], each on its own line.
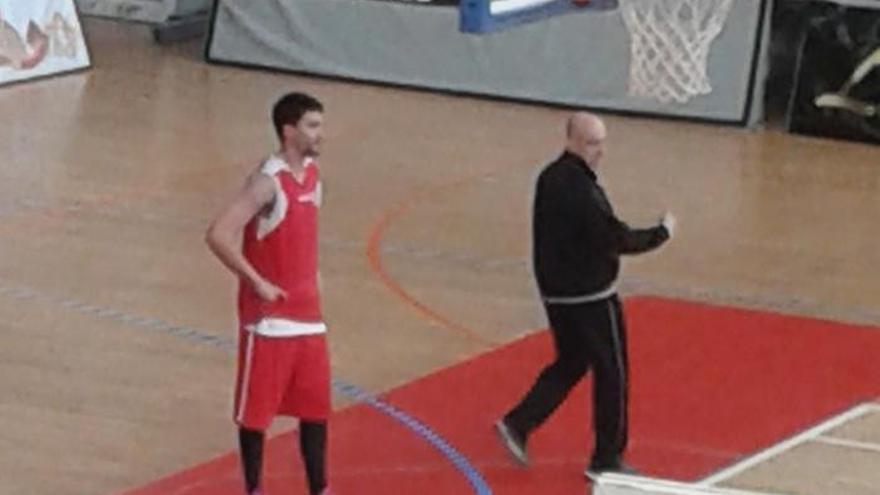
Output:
[238, 154, 323, 330]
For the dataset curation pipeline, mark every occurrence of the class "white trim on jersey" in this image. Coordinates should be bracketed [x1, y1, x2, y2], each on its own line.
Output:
[297, 181, 322, 207]
[256, 155, 290, 240]
[256, 174, 288, 240]
[246, 317, 327, 337]
[260, 154, 291, 175]
[255, 154, 320, 239]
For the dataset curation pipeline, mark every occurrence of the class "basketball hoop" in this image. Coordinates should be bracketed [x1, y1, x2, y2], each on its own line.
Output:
[619, 0, 735, 104]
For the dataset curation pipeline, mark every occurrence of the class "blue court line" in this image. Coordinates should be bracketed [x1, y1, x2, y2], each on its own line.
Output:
[0, 280, 492, 495]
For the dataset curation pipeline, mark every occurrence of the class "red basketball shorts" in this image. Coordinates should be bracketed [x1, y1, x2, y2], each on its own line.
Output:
[233, 329, 330, 430]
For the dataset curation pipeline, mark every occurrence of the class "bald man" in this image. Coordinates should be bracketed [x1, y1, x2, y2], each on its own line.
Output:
[495, 112, 675, 478]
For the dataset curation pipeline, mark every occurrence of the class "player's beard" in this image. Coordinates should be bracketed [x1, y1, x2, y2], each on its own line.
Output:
[305, 140, 321, 157]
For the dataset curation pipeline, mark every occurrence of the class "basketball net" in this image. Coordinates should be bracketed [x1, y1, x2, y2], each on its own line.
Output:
[620, 0, 735, 104]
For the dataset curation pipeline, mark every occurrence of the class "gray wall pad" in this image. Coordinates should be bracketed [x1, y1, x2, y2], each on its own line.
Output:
[207, 0, 770, 125]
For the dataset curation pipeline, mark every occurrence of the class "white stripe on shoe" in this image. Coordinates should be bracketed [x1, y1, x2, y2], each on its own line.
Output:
[495, 420, 529, 465]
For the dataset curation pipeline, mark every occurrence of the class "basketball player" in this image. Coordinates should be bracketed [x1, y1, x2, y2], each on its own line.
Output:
[495, 112, 675, 479]
[206, 92, 334, 495]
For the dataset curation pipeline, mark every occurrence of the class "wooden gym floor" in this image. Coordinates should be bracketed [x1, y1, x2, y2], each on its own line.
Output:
[2, 18, 880, 495]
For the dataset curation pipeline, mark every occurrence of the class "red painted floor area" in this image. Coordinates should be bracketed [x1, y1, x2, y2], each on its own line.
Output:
[120, 297, 880, 495]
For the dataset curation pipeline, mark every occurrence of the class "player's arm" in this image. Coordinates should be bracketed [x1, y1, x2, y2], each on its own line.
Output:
[607, 212, 674, 255]
[205, 173, 286, 301]
[581, 188, 673, 255]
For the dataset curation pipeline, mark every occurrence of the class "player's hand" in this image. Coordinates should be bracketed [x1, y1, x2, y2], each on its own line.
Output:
[254, 278, 288, 302]
[661, 211, 677, 238]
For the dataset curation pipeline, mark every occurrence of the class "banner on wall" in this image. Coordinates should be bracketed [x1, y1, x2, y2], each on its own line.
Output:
[0, 0, 91, 87]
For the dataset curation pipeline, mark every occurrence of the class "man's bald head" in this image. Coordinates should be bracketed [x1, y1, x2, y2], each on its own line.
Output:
[566, 112, 605, 139]
[565, 112, 607, 168]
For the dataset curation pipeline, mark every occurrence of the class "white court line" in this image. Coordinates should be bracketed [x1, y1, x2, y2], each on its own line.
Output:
[697, 403, 878, 487]
[814, 436, 880, 455]
[596, 473, 788, 495]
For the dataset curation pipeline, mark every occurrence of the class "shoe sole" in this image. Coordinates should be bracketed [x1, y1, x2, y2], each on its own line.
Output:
[584, 467, 639, 480]
[494, 421, 529, 466]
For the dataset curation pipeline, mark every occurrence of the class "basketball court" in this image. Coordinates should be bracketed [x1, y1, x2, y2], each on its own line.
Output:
[2, 1, 880, 494]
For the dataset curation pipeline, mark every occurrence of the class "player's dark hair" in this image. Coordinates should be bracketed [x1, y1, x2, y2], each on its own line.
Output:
[272, 92, 324, 140]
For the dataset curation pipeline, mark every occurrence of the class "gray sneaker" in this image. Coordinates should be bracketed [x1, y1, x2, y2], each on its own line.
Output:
[585, 461, 639, 480]
[494, 419, 529, 465]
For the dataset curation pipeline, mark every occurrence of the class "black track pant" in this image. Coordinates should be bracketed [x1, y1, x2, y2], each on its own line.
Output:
[504, 295, 629, 465]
